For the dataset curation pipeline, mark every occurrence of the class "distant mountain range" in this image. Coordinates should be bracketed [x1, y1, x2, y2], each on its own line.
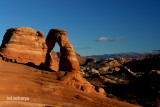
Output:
[86, 50, 160, 60]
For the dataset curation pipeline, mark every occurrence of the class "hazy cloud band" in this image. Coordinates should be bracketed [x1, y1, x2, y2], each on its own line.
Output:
[96, 37, 125, 41]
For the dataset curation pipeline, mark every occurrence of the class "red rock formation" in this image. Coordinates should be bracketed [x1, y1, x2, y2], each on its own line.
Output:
[76, 53, 88, 65]
[50, 51, 89, 71]
[149, 70, 160, 76]
[0, 27, 47, 65]
[45, 29, 96, 93]
[45, 29, 80, 72]
[96, 87, 106, 96]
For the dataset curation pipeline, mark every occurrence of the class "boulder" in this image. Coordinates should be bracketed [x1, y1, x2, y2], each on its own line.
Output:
[96, 87, 106, 96]
[102, 77, 117, 84]
[98, 67, 109, 72]
[0, 27, 47, 65]
[108, 59, 120, 67]
[114, 67, 120, 72]
[88, 69, 99, 75]
[147, 70, 160, 86]
[149, 70, 160, 76]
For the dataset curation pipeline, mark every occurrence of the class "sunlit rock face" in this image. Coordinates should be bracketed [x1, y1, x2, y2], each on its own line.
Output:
[45, 29, 80, 72]
[44, 29, 97, 93]
[0, 27, 47, 64]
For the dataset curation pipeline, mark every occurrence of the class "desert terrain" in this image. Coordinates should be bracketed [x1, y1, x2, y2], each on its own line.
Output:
[0, 27, 159, 107]
[0, 57, 140, 107]
[0, 27, 141, 107]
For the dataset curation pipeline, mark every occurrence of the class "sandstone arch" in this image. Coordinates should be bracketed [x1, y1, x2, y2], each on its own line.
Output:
[44, 29, 80, 72]
[44, 29, 98, 93]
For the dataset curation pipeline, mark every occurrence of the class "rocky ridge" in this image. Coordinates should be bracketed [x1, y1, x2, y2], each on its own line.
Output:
[80, 55, 160, 106]
[87, 50, 160, 60]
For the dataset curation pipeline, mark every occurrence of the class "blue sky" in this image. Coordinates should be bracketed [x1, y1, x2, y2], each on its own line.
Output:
[0, 0, 160, 56]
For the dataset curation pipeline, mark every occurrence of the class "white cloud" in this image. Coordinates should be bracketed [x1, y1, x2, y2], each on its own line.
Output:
[96, 37, 125, 41]
[96, 37, 109, 41]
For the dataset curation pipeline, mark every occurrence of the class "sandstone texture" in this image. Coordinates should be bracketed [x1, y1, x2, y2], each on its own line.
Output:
[0, 60, 138, 107]
[44, 29, 98, 93]
[0, 27, 145, 107]
[0, 27, 47, 65]
[45, 29, 80, 72]
[50, 51, 89, 71]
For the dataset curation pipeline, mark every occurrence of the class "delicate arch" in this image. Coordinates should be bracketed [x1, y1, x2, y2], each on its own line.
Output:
[45, 29, 80, 72]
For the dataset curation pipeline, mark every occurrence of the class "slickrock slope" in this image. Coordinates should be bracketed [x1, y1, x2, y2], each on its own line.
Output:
[0, 60, 139, 107]
[0, 27, 47, 65]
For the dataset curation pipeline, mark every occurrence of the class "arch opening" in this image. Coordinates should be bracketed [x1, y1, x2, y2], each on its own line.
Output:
[44, 29, 80, 72]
